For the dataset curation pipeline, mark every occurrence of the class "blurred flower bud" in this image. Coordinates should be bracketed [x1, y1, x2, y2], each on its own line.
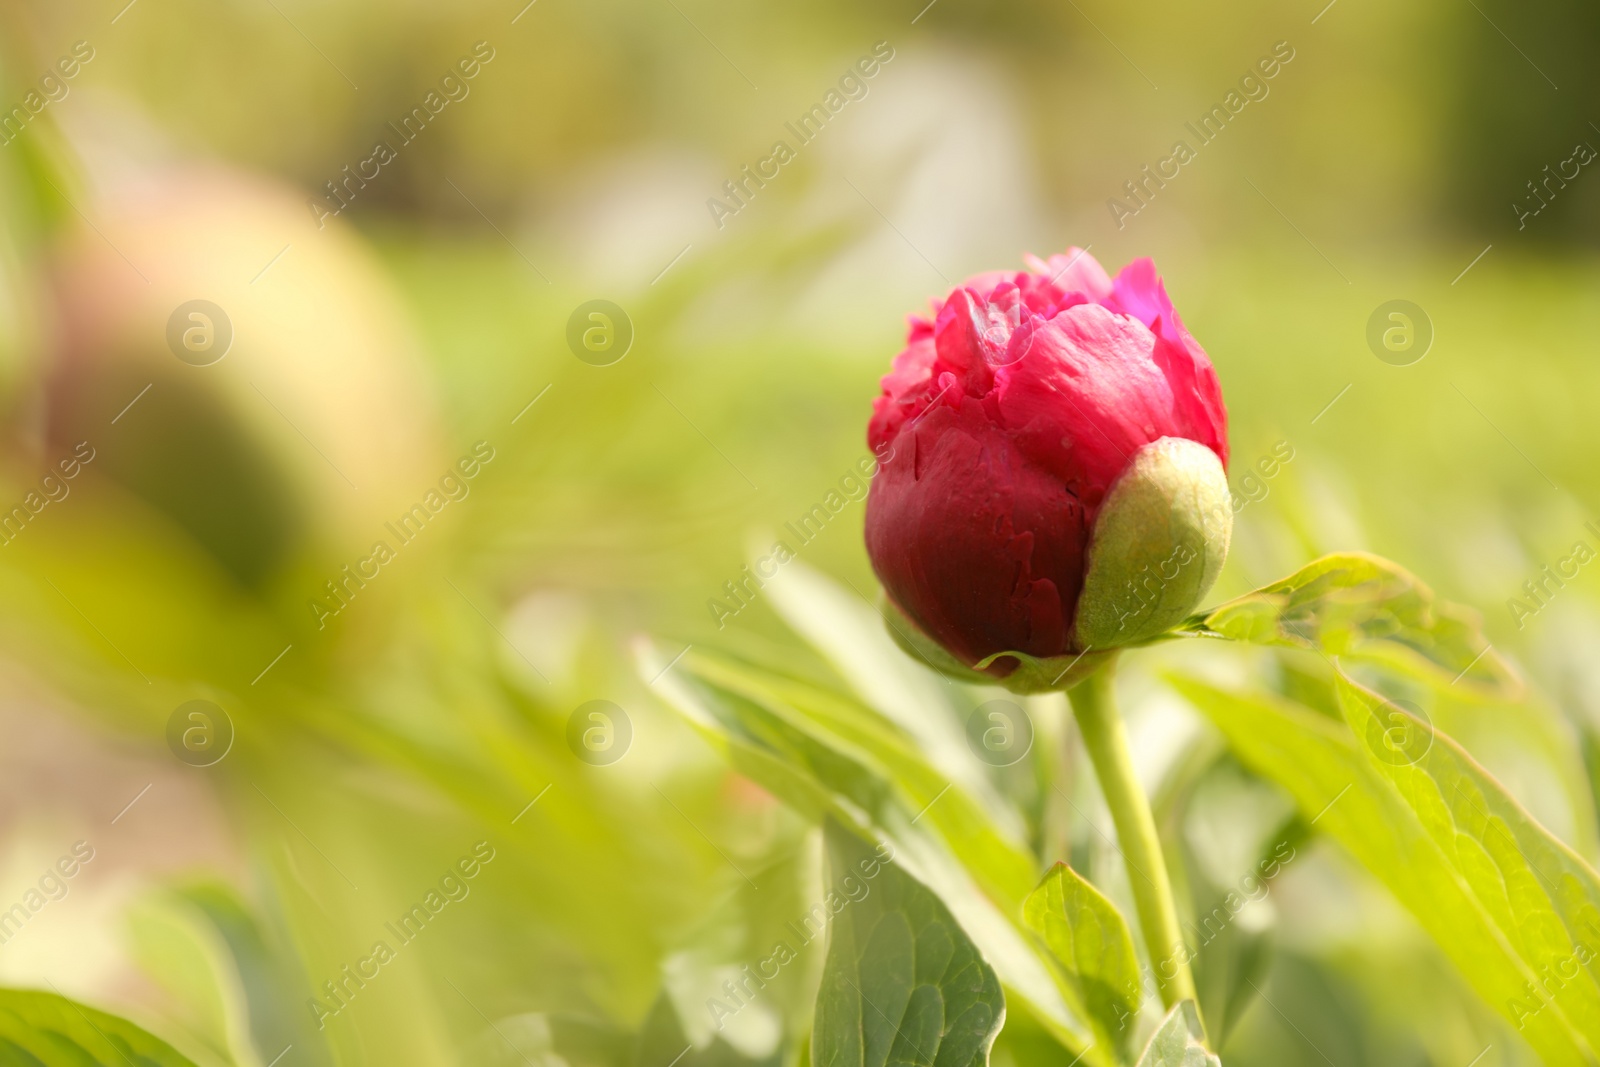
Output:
[43, 166, 442, 589]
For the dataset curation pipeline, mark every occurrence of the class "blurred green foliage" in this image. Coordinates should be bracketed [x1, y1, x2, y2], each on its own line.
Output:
[0, 0, 1596, 1064]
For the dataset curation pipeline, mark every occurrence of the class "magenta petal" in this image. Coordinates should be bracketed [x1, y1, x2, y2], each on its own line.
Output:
[865, 397, 1085, 665]
[863, 247, 1230, 664]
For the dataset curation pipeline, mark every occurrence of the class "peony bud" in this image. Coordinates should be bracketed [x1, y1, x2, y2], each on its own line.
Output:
[864, 249, 1230, 690]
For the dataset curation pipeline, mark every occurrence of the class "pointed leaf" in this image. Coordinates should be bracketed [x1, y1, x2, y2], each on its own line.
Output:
[1169, 675, 1597, 1065]
[1134, 1002, 1218, 1067]
[1335, 670, 1600, 1050]
[685, 647, 1038, 908]
[1022, 863, 1139, 1061]
[0, 988, 199, 1066]
[640, 640, 841, 821]
[763, 561, 979, 792]
[641, 641, 1099, 1062]
[813, 820, 1004, 1067]
[1175, 553, 1518, 696]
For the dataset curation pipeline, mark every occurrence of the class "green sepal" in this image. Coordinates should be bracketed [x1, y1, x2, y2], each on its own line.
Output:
[882, 596, 1115, 694]
[1074, 438, 1232, 650]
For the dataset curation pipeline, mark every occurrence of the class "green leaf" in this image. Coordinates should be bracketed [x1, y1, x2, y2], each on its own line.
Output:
[1174, 553, 1518, 696]
[128, 882, 336, 1067]
[1185, 843, 1286, 1049]
[125, 895, 239, 1066]
[1021, 863, 1140, 1062]
[1334, 670, 1600, 1050]
[1169, 675, 1599, 1065]
[642, 640, 1101, 1062]
[683, 647, 1039, 910]
[1134, 1002, 1218, 1067]
[641, 639, 842, 822]
[0, 988, 198, 1066]
[634, 993, 781, 1067]
[1190, 916, 1271, 1052]
[813, 820, 1004, 1067]
[761, 561, 979, 779]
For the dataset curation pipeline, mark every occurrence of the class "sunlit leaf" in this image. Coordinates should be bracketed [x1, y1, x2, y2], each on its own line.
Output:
[813, 820, 1004, 1067]
[1021, 863, 1139, 1062]
[471, 1010, 631, 1067]
[640, 639, 1100, 1062]
[685, 647, 1038, 910]
[1168, 675, 1598, 1065]
[1134, 1002, 1218, 1067]
[1185, 837, 1288, 1049]
[762, 561, 990, 798]
[0, 988, 198, 1066]
[1335, 670, 1600, 1049]
[634, 992, 782, 1067]
[642, 640, 839, 822]
[129, 882, 335, 1067]
[126, 896, 242, 1067]
[1173, 553, 1518, 696]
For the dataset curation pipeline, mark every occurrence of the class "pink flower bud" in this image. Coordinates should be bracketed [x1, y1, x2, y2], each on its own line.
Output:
[864, 249, 1230, 684]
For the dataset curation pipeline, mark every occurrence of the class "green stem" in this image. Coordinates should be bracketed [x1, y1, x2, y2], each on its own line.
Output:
[1068, 660, 1203, 1029]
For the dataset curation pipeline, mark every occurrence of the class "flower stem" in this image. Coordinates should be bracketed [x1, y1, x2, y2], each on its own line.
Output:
[1067, 661, 1202, 1027]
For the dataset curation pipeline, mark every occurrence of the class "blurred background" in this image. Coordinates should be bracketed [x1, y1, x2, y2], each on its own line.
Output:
[0, 0, 1597, 1063]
